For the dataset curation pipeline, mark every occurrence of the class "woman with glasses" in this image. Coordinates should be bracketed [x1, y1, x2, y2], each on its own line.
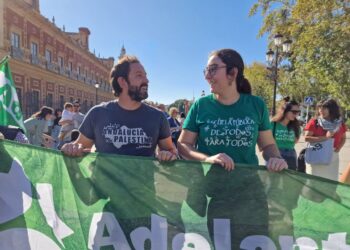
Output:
[304, 98, 347, 181]
[271, 97, 301, 170]
[177, 48, 287, 248]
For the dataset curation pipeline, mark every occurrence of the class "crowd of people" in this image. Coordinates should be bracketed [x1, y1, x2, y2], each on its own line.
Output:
[0, 48, 347, 180]
[0, 47, 349, 245]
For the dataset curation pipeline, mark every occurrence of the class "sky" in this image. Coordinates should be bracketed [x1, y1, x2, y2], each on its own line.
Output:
[40, 0, 269, 105]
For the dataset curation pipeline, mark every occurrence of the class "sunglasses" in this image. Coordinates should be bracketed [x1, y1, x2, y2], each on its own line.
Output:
[290, 110, 301, 114]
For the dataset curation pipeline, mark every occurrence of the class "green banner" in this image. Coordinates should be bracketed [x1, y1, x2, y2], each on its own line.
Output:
[1, 140, 350, 249]
[0, 57, 26, 133]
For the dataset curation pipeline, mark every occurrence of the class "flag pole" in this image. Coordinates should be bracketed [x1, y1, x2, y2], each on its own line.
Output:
[0, 55, 11, 65]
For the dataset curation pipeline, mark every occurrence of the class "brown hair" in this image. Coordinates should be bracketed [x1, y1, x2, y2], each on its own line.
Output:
[210, 49, 252, 94]
[109, 55, 140, 96]
[316, 98, 341, 121]
[64, 102, 73, 109]
[32, 106, 53, 120]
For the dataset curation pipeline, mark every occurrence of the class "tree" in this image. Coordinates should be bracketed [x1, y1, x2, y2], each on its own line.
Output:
[250, 0, 350, 109]
[168, 99, 189, 113]
[245, 62, 274, 110]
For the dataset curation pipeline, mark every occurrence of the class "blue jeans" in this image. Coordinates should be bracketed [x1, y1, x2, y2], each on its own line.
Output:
[279, 148, 297, 170]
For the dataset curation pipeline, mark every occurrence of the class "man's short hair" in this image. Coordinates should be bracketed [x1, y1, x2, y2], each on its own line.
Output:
[109, 55, 140, 97]
[64, 102, 73, 109]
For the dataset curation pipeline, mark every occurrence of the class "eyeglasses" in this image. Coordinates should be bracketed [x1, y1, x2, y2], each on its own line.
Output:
[290, 110, 301, 114]
[203, 65, 227, 76]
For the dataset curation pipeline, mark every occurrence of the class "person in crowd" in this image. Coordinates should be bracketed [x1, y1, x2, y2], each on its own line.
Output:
[158, 104, 170, 118]
[58, 102, 75, 145]
[167, 107, 182, 146]
[61, 55, 177, 246]
[179, 112, 186, 126]
[271, 97, 301, 170]
[51, 108, 62, 149]
[72, 100, 85, 129]
[24, 106, 53, 146]
[61, 55, 176, 159]
[304, 98, 347, 181]
[0, 125, 29, 144]
[177, 48, 287, 248]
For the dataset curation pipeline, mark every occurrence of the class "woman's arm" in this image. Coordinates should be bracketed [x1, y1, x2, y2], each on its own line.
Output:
[257, 130, 287, 171]
[177, 129, 234, 170]
[304, 130, 330, 143]
[177, 130, 207, 161]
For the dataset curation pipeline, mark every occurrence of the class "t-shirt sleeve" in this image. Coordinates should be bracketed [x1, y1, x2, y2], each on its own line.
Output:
[182, 101, 199, 133]
[79, 109, 96, 141]
[61, 110, 72, 121]
[158, 112, 171, 140]
[304, 119, 316, 131]
[259, 100, 271, 131]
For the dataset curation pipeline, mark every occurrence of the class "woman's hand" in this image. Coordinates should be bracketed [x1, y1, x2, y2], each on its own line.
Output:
[205, 153, 234, 171]
[266, 157, 288, 172]
[326, 131, 335, 138]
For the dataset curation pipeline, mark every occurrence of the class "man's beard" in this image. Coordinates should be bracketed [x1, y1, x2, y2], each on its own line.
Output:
[128, 83, 148, 102]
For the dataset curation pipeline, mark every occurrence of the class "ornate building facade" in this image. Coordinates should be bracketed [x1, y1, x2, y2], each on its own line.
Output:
[0, 0, 115, 117]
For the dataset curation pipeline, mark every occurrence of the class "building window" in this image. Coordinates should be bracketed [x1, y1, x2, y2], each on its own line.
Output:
[59, 95, 65, 108]
[77, 66, 81, 75]
[45, 49, 52, 63]
[58, 56, 64, 68]
[70, 97, 74, 103]
[68, 62, 73, 71]
[11, 33, 20, 48]
[32, 90, 39, 112]
[31, 42, 38, 56]
[46, 93, 53, 107]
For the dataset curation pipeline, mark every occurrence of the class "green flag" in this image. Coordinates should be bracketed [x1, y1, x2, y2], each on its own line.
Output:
[1, 140, 350, 249]
[0, 56, 26, 132]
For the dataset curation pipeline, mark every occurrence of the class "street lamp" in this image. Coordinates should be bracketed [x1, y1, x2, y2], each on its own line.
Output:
[201, 90, 205, 97]
[266, 34, 292, 116]
[95, 82, 100, 104]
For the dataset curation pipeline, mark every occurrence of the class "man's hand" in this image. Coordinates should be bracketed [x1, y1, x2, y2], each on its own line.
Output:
[61, 143, 86, 157]
[156, 150, 177, 162]
[205, 153, 234, 171]
[266, 157, 288, 172]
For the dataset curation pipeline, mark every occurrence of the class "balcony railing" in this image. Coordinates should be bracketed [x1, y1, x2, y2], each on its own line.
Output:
[11, 46, 24, 60]
[30, 54, 40, 65]
[58, 67, 65, 75]
[46, 62, 57, 73]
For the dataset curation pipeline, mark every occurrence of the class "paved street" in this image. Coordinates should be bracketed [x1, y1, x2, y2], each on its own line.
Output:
[258, 131, 350, 179]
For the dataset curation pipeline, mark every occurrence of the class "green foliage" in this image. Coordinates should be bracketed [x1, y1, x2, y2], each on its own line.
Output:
[250, 0, 350, 110]
[168, 99, 189, 113]
[245, 62, 274, 109]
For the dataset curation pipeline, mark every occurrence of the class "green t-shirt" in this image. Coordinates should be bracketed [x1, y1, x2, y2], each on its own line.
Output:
[272, 122, 297, 150]
[183, 94, 271, 165]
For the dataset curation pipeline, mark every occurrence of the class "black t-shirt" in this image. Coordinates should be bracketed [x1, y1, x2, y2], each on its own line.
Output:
[79, 101, 170, 156]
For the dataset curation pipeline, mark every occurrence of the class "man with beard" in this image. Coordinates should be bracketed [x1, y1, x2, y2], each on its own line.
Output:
[61, 55, 176, 160]
[61, 56, 177, 248]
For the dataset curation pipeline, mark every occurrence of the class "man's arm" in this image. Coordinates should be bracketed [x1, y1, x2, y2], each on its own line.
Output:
[157, 136, 177, 161]
[61, 133, 94, 157]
